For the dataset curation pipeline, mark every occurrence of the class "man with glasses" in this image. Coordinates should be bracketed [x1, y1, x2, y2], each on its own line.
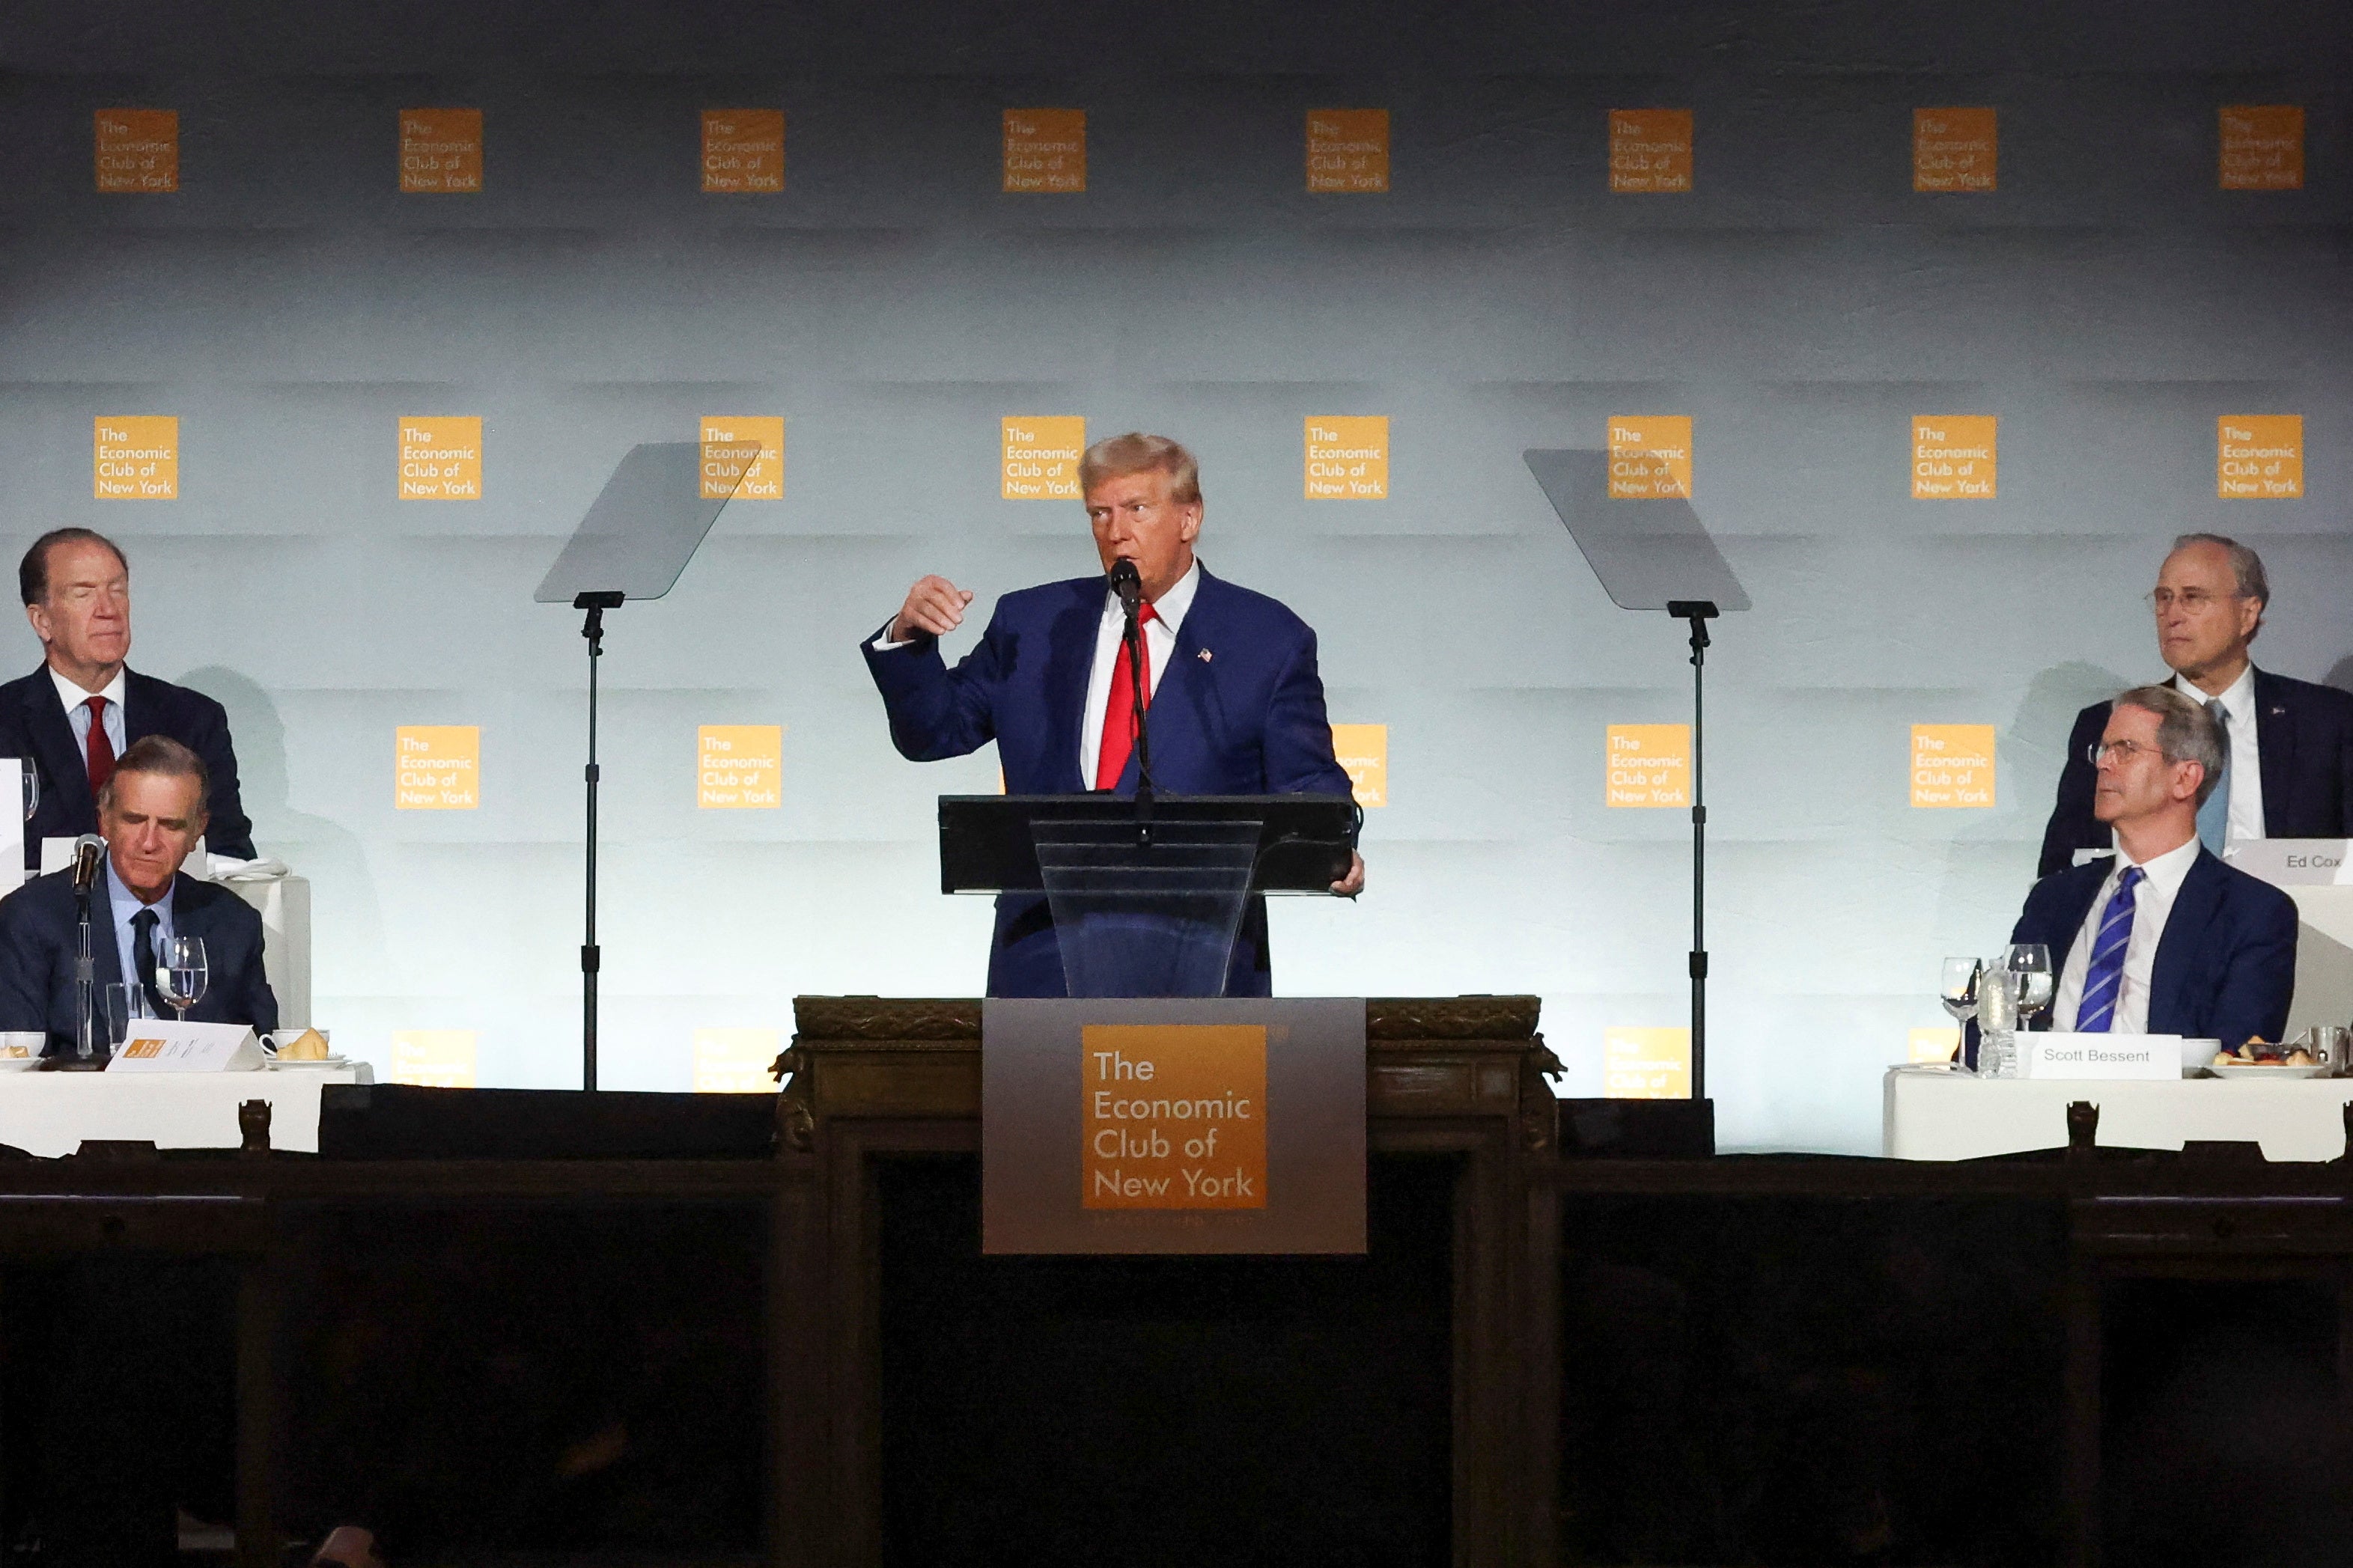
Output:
[2036, 533, 2353, 876]
[2015, 686, 2296, 1045]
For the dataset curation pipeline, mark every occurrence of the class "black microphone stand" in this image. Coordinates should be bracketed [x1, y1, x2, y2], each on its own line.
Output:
[1666, 599, 1717, 1102]
[575, 589, 624, 1093]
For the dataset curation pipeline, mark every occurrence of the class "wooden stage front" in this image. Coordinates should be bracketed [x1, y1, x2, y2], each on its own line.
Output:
[0, 997, 2347, 1566]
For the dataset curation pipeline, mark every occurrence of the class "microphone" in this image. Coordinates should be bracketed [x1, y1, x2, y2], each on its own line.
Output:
[70, 834, 103, 894]
[1108, 557, 1142, 615]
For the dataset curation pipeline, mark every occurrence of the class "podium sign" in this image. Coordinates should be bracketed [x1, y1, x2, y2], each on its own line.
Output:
[982, 998, 1366, 1254]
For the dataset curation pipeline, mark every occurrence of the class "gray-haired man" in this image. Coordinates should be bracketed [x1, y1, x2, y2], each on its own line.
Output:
[2037, 534, 2353, 876]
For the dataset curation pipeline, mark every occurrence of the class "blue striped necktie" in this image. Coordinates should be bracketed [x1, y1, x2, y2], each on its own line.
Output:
[2074, 864, 2146, 1034]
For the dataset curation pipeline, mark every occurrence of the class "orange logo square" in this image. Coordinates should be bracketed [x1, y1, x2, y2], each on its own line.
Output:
[1911, 724, 1995, 808]
[1610, 109, 1692, 193]
[2218, 415, 2302, 498]
[1002, 417, 1087, 498]
[1330, 724, 1388, 807]
[1083, 1025, 1267, 1210]
[693, 1028, 781, 1093]
[398, 417, 481, 500]
[1304, 417, 1388, 498]
[1914, 108, 1995, 192]
[395, 725, 479, 810]
[400, 109, 482, 193]
[95, 109, 177, 193]
[93, 417, 177, 500]
[1607, 416, 1692, 499]
[698, 724, 782, 808]
[703, 109, 784, 192]
[1004, 109, 1086, 193]
[1606, 724, 1690, 808]
[1307, 109, 1389, 192]
[1604, 1027, 1690, 1099]
[391, 1031, 476, 1087]
[700, 417, 782, 500]
[2220, 106, 2302, 190]
[1912, 415, 1997, 498]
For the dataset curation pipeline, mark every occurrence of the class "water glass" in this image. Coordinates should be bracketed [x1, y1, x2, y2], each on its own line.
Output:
[156, 935, 208, 1022]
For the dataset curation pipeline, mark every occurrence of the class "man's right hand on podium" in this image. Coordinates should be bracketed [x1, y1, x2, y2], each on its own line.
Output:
[890, 575, 976, 643]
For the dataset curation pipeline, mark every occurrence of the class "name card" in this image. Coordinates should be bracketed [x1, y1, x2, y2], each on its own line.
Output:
[2021, 1032, 2179, 1081]
[2228, 838, 2352, 887]
[107, 1021, 264, 1073]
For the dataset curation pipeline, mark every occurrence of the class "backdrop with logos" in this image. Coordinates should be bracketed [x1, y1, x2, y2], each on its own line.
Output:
[0, 0, 2346, 1149]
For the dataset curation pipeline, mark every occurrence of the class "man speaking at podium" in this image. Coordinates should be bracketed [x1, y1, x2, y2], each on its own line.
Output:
[863, 433, 1363, 997]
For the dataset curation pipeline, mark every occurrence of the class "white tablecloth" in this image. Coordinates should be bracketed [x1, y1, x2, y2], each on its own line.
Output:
[0, 1064, 371, 1159]
[1884, 1064, 2353, 1163]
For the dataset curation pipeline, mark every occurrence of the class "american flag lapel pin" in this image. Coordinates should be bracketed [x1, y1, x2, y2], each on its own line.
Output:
[1197, 647, 1213, 662]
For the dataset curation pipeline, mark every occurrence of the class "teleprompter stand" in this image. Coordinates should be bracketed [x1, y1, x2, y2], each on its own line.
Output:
[940, 794, 1359, 997]
[1525, 450, 1747, 1145]
[535, 440, 761, 1089]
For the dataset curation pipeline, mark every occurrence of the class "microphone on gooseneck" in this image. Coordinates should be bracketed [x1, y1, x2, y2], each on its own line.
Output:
[1108, 557, 1142, 616]
[70, 835, 104, 894]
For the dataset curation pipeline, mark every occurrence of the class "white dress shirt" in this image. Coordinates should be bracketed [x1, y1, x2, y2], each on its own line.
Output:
[1077, 561, 1199, 784]
[2173, 665, 2263, 844]
[103, 858, 177, 1019]
[2052, 834, 2201, 1034]
[49, 665, 127, 762]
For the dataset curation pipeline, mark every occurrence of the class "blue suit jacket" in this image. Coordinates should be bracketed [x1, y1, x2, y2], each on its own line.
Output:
[0, 866, 278, 1056]
[2009, 847, 2298, 1046]
[862, 565, 1354, 996]
[0, 665, 257, 868]
[2039, 670, 2353, 876]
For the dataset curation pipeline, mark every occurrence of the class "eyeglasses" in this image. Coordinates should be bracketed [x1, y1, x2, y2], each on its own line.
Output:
[2086, 739, 2164, 766]
[2147, 588, 2241, 613]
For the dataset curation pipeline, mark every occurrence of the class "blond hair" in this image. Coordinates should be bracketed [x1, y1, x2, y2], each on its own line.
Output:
[1079, 433, 1201, 506]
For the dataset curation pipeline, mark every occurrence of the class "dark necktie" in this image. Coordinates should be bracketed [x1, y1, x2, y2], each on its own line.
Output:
[1094, 603, 1159, 790]
[84, 695, 115, 796]
[2074, 865, 2146, 1033]
[130, 907, 168, 1020]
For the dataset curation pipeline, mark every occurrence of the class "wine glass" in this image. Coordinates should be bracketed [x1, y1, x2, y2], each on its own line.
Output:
[156, 935, 207, 1022]
[19, 764, 34, 826]
[1938, 957, 1981, 1065]
[2004, 943, 2055, 1031]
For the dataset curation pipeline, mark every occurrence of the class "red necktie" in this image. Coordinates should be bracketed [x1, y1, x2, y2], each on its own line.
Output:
[85, 695, 115, 795]
[1094, 604, 1158, 790]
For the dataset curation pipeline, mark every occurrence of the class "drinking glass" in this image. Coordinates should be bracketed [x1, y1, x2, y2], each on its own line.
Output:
[156, 935, 207, 1022]
[100, 983, 133, 1050]
[1935, 957, 1979, 1067]
[2004, 943, 2055, 1031]
[19, 765, 34, 825]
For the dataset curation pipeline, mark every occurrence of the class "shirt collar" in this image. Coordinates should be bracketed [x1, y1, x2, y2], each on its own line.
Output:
[2173, 663, 2255, 724]
[2114, 832, 2202, 898]
[50, 664, 127, 714]
[103, 857, 175, 918]
[1103, 559, 1202, 636]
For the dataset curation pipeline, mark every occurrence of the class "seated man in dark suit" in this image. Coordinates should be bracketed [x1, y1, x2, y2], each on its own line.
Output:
[864, 432, 1362, 996]
[2039, 533, 2353, 876]
[2015, 686, 2297, 1046]
[0, 734, 276, 1053]
[0, 528, 256, 870]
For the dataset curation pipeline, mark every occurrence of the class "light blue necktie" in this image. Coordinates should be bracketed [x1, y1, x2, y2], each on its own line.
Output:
[2075, 864, 2146, 1034]
[2195, 698, 2230, 855]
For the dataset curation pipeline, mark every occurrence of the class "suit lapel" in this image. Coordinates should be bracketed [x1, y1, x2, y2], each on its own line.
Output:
[124, 668, 164, 745]
[20, 669, 92, 824]
[2050, 867, 2107, 972]
[1045, 583, 1101, 792]
[89, 864, 127, 998]
[2251, 668, 2292, 826]
[2149, 851, 2225, 1034]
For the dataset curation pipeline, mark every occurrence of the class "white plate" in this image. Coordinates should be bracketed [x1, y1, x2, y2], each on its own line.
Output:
[0, 1056, 41, 1073]
[2206, 1062, 2332, 1079]
[267, 1055, 349, 1070]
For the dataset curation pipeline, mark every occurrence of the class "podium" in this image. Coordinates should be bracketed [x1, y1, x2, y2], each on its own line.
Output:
[938, 793, 1357, 997]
